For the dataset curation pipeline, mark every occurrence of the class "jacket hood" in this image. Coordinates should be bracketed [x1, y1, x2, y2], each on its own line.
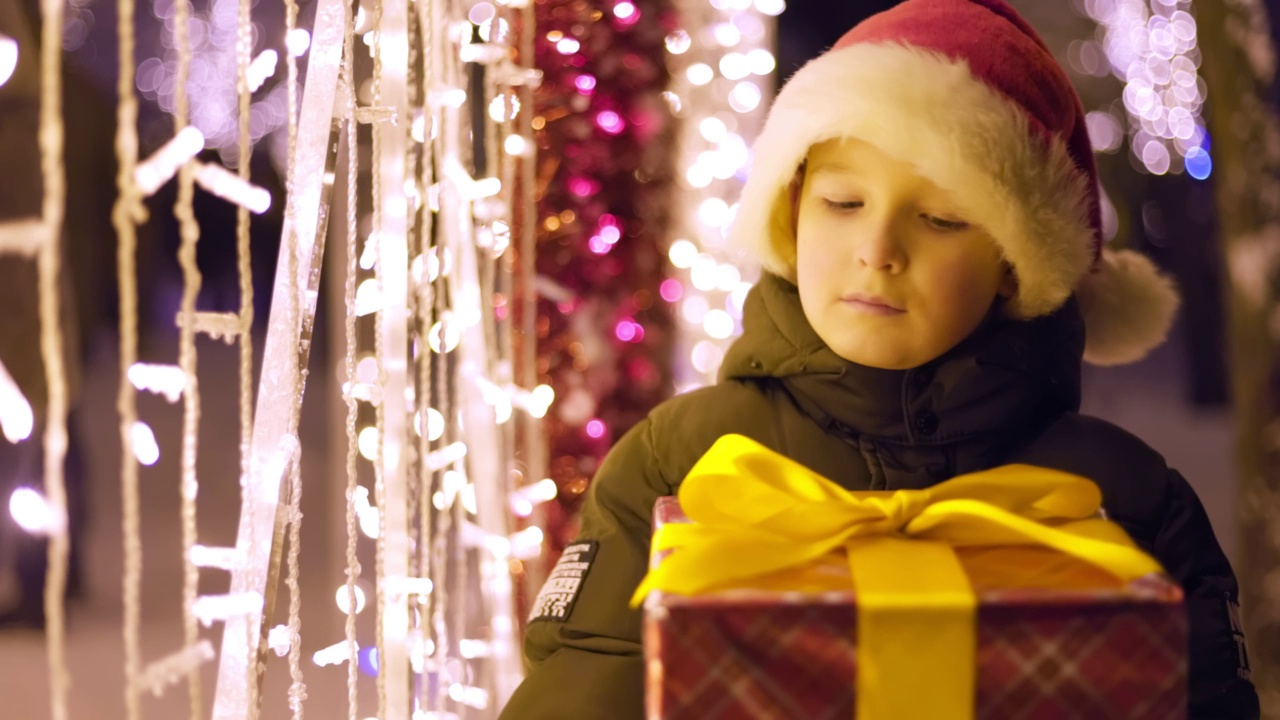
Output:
[719, 273, 1084, 445]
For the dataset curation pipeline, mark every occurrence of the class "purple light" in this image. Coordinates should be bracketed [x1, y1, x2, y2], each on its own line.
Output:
[615, 320, 637, 342]
[599, 225, 621, 244]
[659, 278, 684, 303]
[585, 419, 607, 439]
[575, 74, 597, 94]
[588, 235, 612, 254]
[596, 110, 626, 136]
[568, 176, 599, 197]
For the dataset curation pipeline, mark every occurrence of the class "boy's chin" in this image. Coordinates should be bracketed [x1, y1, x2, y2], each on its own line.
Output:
[823, 332, 950, 370]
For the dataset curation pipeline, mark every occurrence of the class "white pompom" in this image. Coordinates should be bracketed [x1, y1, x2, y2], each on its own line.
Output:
[1077, 249, 1180, 366]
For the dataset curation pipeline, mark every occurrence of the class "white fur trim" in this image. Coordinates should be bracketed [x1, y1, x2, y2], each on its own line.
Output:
[731, 42, 1096, 320]
[1078, 249, 1180, 366]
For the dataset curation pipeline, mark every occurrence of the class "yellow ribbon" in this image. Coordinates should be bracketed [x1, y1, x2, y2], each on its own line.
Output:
[631, 434, 1165, 720]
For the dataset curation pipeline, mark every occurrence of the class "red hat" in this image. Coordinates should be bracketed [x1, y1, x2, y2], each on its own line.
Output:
[730, 0, 1179, 365]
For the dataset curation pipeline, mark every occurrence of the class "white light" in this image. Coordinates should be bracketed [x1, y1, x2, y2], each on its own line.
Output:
[192, 592, 264, 627]
[448, 684, 491, 710]
[0, 35, 17, 89]
[691, 341, 725, 375]
[729, 81, 762, 113]
[682, 296, 710, 325]
[247, 50, 279, 92]
[460, 639, 493, 659]
[687, 63, 714, 86]
[665, 29, 692, 55]
[703, 309, 735, 339]
[132, 421, 160, 466]
[698, 198, 730, 227]
[699, 117, 728, 143]
[713, 23, 742, 47]
[690, 254, 719, 292]
[489, 95, 507, 123]
[556, 37, 580, 55]
[719, 52, 751, 80]
[613, 1, 637, 20]
[356, 356, 379, 384]
[354, 487, 380, 539]
[135, 127, 206, 197]
[526, 478, 559, 502]
[287, 28, 311, 57]
[468, 2, 497, 24]
[425, 408, 446, 441]
[355, 279, 383, 316]
[358, 426, 379, 461]
[359, 232, 381, 271]
[748, 48, 776, 76]
[730, 281, 753, 316]
[335, 584, 367, 614]
[720, 133, 750, 171]
[754, 0, 786, 15]
[504, 134, 529, 156]
[432, 87, 468, 109]
[0, 359, 34, 442]
[510, 526, 545, 559]
[668, 239, 699, 269]
[686, 164, 713, 188]
[193, 163, 272, 214]
[268, 625, 292, 657]
[1142, 139, 1171, 174]
[1086, 110, 1124, 153]
[715, 263, 742, 291]
[529, 384, 555, 418]
[312, 641, 357, 668]
[128, 362, 187, 403]
[428, 317, 462, 353]
[461, 482, 479, 514]
[708, 151, 738, 181]
[9, 487, 56, 535]
[190, 545, 241, 571]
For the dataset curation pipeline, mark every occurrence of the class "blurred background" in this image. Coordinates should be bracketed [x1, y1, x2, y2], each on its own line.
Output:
[1, 0, 1278, 717]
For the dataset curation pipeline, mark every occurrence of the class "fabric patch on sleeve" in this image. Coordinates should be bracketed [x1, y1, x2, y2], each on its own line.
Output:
[527, 540, 599, 623]
[1225, 594, 1252, 681]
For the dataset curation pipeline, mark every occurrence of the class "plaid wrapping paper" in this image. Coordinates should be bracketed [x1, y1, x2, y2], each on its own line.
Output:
[644, 498, 1188, 720]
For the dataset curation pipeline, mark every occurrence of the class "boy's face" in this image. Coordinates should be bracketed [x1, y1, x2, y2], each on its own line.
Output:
[795, 138, 1013, 370]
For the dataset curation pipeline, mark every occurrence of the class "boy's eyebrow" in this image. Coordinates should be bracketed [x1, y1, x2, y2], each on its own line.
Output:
[808, 162, 860, 178]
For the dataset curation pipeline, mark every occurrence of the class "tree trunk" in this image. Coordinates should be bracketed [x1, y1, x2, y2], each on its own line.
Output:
[1197, 1, 1280, 715]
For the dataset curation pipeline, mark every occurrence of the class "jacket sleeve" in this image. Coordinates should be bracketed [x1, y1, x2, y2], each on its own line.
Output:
[499, 417, 669, 720]
[1152, 469, 1259, 720]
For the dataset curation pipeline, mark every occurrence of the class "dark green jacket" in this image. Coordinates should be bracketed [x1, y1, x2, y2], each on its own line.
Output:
[500, 273, 1258, 719]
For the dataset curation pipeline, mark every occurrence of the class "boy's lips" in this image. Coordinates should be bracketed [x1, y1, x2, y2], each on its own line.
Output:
[841, 293, 905, 314]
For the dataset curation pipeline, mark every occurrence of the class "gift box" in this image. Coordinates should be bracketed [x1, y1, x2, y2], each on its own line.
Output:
[638, 436, 1188, 720]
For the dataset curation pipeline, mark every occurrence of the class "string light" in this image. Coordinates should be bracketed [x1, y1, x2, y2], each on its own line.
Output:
[0, 358, 34, 443]
[665, 0, 775, 387]
[127, 363, 187, 403]
[133, 126, 206, 196]
[1079, 0, 1209, 176]
[131, 421, 161, 467]
[0, 34, 16, 88]
[9, 487, 61, 535]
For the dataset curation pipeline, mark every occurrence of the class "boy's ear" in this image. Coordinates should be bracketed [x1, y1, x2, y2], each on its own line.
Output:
[998, 265, 1018, 299]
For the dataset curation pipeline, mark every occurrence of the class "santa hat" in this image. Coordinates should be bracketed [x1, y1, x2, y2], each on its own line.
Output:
[730, 0, 1179, 365]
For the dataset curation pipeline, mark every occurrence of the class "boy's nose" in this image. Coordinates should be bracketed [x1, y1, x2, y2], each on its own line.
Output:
[855, 220, 906, 273]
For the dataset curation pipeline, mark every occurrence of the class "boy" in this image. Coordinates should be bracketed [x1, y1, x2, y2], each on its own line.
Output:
[500, 0, 1259, 717]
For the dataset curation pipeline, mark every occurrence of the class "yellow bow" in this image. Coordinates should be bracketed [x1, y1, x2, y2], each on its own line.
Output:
[632, 434, 1165, 720]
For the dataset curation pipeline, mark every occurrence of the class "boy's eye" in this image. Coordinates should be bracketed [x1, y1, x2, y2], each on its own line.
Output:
[823, 199, 863, 211]
[923, 214, 970, 232]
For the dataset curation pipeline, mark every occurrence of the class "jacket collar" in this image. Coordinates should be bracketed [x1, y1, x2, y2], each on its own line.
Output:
[720, 273, 1083, 446]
